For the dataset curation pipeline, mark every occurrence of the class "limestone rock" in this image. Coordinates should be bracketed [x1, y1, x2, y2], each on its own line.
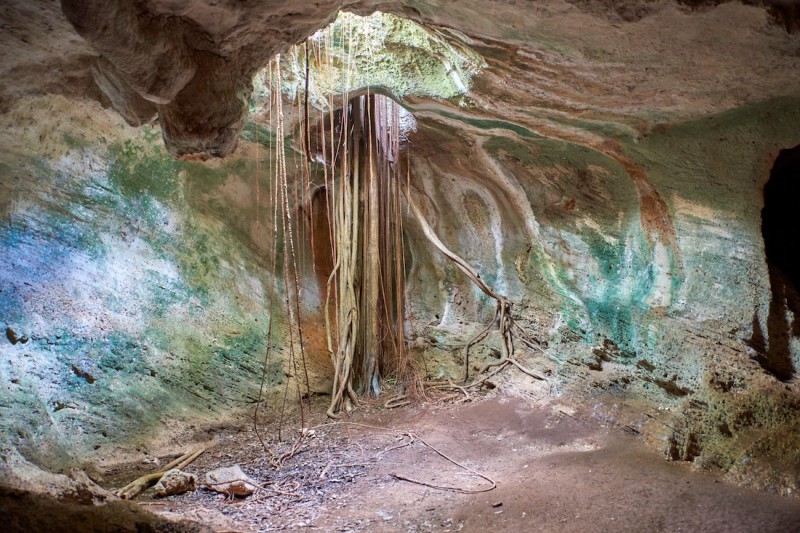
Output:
[91, 57, 158, 127]
[1, 0, 800, 500]
[58, 0, 347, 158]
[6, 327, 28, 345]
[61, 0, 197, 105]
[153, 469, 197, 498]
[0, 447, 115, 505]
[203, 465, 258, 497]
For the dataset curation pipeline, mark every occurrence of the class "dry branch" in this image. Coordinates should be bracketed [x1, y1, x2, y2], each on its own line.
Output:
[312, 421, 496, 493]
[115, 447, 205, 500]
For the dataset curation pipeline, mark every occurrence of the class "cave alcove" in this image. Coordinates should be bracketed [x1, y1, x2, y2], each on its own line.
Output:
[759, 144, 800, 381]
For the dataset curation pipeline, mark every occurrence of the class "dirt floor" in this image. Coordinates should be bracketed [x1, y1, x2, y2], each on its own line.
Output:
[82, 392, 799, 533]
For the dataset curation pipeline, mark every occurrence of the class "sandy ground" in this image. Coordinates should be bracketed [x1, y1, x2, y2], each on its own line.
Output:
[96, 392, 800, 533]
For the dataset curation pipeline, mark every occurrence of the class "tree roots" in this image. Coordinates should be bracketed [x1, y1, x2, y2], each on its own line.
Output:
[407, 192, 547, 388]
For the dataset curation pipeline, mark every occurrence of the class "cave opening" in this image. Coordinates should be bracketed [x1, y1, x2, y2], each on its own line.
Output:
[758, 144, 800, 381]
[247, 11, 510, 419]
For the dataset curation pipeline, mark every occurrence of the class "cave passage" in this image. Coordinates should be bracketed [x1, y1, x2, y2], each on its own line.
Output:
[758, 144, 800, 381]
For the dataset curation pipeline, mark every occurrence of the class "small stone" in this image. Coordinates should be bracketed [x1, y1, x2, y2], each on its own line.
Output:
[6, 327, 19, 345]
[71, 365, 96, 384]
[492, 502, 503, 508]
[153, 469, 197, 498]
[5, 327, 30, 344]
[204, 464, 258, 497]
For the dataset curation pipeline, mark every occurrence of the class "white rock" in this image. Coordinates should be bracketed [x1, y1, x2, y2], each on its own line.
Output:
[203, 465, 258, 497]
[153, 468, 197, 498]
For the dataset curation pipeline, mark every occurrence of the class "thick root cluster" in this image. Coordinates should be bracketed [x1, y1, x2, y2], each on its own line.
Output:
[408, 193, 545, 388]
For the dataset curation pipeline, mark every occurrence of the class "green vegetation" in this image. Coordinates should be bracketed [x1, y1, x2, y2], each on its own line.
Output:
[253, 11, 486, 112]
[107, 139, 181, 202]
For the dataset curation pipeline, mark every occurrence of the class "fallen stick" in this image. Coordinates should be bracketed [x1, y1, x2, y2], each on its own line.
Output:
[311, 420, 497, 494]
[390, 472, 495, 494]
[389, 432, 497, 494]
[115, 447, 206, 500]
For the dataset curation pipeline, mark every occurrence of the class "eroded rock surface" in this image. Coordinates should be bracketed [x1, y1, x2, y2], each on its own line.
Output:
[59, 0, 348, 157]
[33, 1, 799, 157]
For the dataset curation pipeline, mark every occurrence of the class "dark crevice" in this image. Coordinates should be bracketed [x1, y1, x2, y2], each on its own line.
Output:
[564, 0, 800, 31]
[677, 1, 799, 32]
[757, 144, 800, 381]
[310, 186, 334, 292]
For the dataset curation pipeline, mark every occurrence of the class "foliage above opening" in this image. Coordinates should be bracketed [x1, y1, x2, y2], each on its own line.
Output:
[252, 11, 485, 114]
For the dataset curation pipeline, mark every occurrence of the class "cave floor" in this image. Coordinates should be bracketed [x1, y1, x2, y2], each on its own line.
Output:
[114, 393, 800, 532]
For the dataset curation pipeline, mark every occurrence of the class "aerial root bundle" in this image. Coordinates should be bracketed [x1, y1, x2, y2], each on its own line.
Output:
[406, 193, 546, 387]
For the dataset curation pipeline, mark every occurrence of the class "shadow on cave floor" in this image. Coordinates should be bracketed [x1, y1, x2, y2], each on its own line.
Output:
[10, 394, 796, 532]
[0, 486, 210, 533]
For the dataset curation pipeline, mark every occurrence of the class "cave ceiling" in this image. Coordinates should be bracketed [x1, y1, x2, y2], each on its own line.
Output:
[2, 1, 797, 158]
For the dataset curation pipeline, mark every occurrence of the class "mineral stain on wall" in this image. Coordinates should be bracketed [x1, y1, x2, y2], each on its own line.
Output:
[0, 97, 284, 468]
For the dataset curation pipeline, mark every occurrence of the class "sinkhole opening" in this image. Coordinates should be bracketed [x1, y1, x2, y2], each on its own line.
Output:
[250, 11, 485, 119]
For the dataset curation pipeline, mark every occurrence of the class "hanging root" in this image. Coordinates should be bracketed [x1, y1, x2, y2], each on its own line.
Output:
[269, 429, 314, 469]
[407, 192, 547, 387]
[324, 94, 409, 418]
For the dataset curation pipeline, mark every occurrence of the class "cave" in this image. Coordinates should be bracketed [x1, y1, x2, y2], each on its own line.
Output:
[2, 1, 800, 531]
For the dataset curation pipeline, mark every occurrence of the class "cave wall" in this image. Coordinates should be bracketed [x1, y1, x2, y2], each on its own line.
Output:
[404, 96, 800, 370]
[399, 96, 800, 494]
[2, 87, 797, 490]
[0, 95, 325, 468]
